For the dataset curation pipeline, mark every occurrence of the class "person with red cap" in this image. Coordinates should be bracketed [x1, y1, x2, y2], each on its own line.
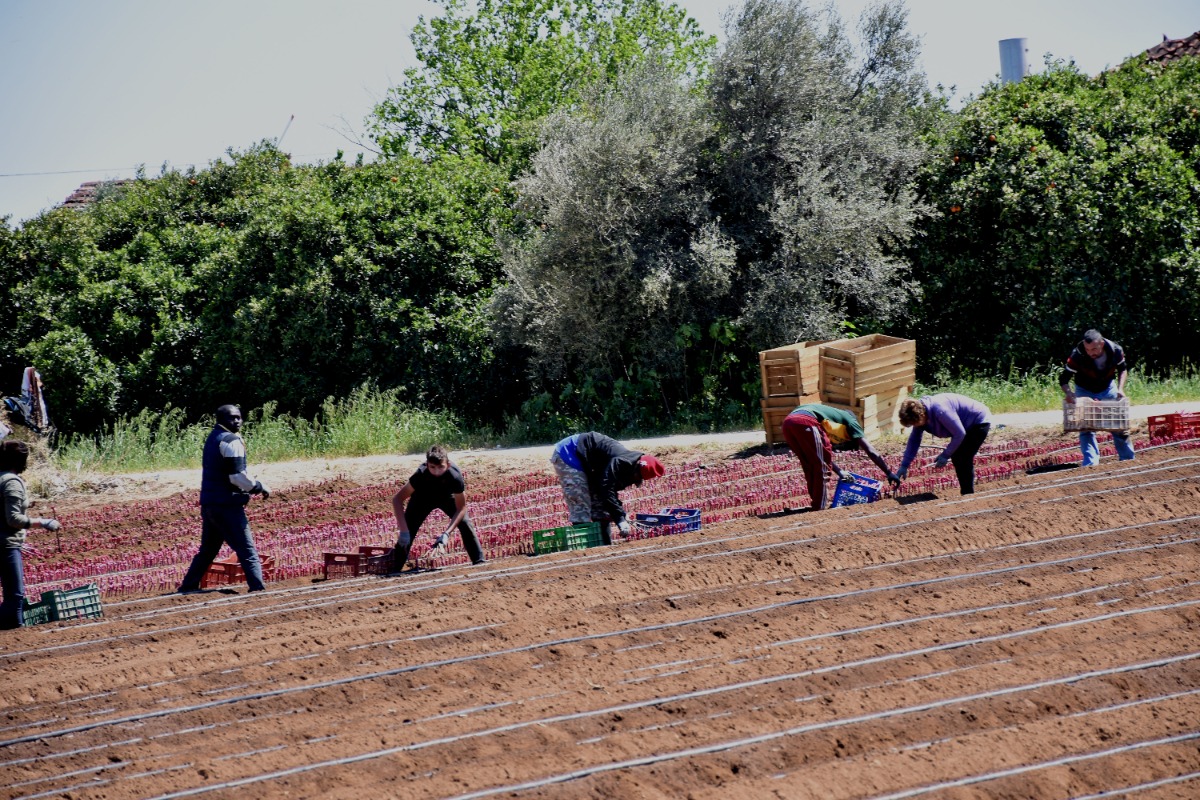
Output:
[550, 432, 665, 543]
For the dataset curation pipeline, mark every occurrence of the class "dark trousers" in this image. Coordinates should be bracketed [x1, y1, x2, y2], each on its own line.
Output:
[394, 499, 485, 570]
[951, 423, 991, 495]
[0, 546, 25, 629]
[179, 504, 266, 592]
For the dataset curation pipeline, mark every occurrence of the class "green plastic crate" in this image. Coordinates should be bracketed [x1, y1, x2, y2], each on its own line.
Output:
[565, 523, 604, 550]
[531, 525, 567, 555]
[43, 583, 103, 622]
[531, 523, 604, 555]
[22, 599, 53, 626]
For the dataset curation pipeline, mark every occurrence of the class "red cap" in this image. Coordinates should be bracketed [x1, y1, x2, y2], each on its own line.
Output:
[639, 455, 665, 481]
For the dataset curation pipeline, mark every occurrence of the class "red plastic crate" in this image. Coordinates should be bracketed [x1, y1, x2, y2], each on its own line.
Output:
[322, 552, 363, 580]
[1147, 412, 1200, 439]
[358, 545, 394, 575]
[201, 553, 276, 588]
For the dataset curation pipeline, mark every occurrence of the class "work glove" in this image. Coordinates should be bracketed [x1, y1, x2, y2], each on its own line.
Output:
[835, 467, 853, 483]
[431, 531, 450, 555]
[252, 481, 271, 499]
[40, 518, 61, 532]
[886, 471, 901, 489]
[616, 519, 632, 537]
[934, 454, 950, 469]
[894, 466, 908, 481]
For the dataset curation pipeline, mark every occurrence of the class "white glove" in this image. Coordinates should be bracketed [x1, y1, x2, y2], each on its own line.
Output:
[431, 532, 450, 555]
[616, 520, 631, 537]
[40, 518, 61, 532]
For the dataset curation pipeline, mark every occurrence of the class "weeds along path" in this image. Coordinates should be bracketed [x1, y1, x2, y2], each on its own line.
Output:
[2, 446, 1200, 799]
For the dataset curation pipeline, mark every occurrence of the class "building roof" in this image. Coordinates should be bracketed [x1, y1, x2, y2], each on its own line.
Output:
[1143, 30, 1200, 65]
[60, 179, 133, 210]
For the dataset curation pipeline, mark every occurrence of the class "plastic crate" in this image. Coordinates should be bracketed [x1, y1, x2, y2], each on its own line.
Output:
[39, 584, 103, 622]
[634, 508, 702, 534]
[358, 545, 394, 575]
[22, 598, 53, 626]
[565, 523, 604, 550]
[531, 523, 604, 555]
[1062, 398, 1129, 433]
[323, 552, 363, 580]
[831, 473, 882, 508]
[1147, 412, 1200, 439]
[201, 554, 276, 588]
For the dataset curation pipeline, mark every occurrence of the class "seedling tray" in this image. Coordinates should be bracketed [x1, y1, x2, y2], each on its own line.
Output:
[1062, 398, 1130, 433]
[25, 584, 104, 624]
[532, 523, 603, 555]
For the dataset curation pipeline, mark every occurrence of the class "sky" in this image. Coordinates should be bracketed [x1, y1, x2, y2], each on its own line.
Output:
[1, 0, 1196, 225]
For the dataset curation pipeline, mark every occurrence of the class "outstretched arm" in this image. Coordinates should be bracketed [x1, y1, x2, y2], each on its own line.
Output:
[857, 438, 899, 487]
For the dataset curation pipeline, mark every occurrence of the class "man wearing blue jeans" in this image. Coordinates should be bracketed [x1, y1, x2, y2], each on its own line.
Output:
[1060, 329, 1136, 467]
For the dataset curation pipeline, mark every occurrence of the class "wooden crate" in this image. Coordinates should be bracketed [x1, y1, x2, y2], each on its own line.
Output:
[759, 341, 824, 398]
[762, 394, 820, 445]
[819, 334, 915, 407]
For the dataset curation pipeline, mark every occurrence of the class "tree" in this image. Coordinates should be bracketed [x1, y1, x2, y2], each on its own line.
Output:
[366, 0, 716, 174]
[909, 56, 1200, 376]
[708, 0, 931, 348]
[493, 0, 933, 432]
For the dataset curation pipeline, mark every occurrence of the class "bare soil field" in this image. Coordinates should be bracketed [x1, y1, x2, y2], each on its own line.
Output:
[3, 432, 1200, 799]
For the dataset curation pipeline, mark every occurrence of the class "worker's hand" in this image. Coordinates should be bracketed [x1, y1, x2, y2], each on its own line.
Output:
[1116, 389, 1126, 399]
[41, 518, 61, 532]
[431, 531, 450, 555]
[252, 481, 271, 499]
[1062, 388, 1076, 404]
[886, 471, 901, 489]
[934, 454, 950, 469]
[616, 519, 632, 538]
[894, 466, 908, 482]
[835, 467, 853, 482]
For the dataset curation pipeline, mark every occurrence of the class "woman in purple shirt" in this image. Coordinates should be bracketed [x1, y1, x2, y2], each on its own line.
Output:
[895, 394, 992, 494]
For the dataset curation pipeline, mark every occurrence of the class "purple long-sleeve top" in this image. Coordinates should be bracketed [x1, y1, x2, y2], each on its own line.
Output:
[899, 393, 992, 471]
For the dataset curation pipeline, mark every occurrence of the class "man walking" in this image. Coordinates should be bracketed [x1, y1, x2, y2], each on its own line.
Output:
[179, 405, 271, 593]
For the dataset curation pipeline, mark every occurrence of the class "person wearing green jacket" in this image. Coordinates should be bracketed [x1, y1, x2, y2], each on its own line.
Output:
[781, 403, 899, 510]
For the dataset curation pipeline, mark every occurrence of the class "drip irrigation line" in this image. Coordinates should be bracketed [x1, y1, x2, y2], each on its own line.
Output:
[867, 731, 1200, 800]
[1071, 769, 1200, 800]
[5, 533, 1199, 751]
[1040, 473, 1199, 503]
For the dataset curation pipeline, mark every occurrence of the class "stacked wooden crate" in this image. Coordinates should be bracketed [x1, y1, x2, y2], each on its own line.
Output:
[758, 341, 823, 445]
[818, 334, 915, 439]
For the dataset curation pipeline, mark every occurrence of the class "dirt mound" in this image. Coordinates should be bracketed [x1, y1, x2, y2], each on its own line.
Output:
[3, 438, 1198, 798]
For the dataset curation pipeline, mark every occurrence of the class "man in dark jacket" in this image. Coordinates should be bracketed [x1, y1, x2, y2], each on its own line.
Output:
[390, 445, 485, 572]
[1060, 329, 1135, 466]
[550, 432, 665, 543]
[178, 405, 271, 593]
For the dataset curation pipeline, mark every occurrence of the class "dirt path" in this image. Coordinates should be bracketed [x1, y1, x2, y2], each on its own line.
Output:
[3, 436, 1199, 798]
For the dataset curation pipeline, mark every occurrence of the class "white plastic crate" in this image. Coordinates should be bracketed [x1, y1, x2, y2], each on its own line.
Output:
[1062, 398, 1129, 433]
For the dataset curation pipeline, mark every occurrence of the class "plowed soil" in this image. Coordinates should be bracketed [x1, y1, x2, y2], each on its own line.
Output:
[3, 439, 1200, 799]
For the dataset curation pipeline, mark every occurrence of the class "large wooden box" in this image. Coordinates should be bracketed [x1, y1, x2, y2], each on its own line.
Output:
[819, 334, 915, 407]
[762, 394, 820, 445]
[759, 341, 824, 398]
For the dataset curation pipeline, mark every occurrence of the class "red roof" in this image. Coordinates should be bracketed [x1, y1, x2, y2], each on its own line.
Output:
[1143, 30, 1200, 64]
[60, 179, 133, 210]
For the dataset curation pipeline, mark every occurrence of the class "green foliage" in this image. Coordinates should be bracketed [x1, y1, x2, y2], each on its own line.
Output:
[54, 386, 463, 473]
[366, 0, 716, 174]
[916, 362, 1200, 414]
[493, 0, 932, 430]
[909, 56, 1200, 377]
[1, 143, 515, 434]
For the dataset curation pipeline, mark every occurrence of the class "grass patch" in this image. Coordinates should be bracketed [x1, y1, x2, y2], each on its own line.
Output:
[915, 364, 1200, 413]
[53, 386, 464, 475]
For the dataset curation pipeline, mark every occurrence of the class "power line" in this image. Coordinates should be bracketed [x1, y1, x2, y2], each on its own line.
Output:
[0, 151, 366, 180]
